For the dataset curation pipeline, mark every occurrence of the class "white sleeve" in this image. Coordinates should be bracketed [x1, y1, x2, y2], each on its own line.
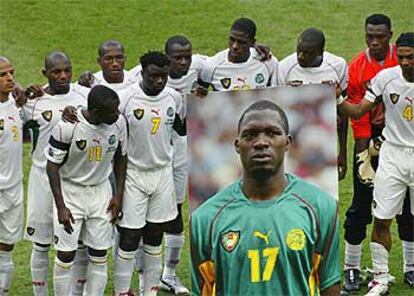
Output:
[129, 64, 142, 81]
[45, 121, 74, 164]
[199, 57, 215, 84]
[277, 58, 288, 85]
[365, 72, 385, 103]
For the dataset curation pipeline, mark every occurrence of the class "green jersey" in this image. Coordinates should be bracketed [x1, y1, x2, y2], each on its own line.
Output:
[191, 173, 340, 296]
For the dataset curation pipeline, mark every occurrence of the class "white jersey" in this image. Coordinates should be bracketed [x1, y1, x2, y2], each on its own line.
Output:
[199, 48, 278, 91]
[365, 66, 414, 148]
[119, 83, 183, 170]
[46, 109, 128, 186]
[22, 85, 88, 169]
[93, 70, 136, 92]
[0, 98, 23, 189]
[278, 51, 348, 90]
[129, 54, 207, 94]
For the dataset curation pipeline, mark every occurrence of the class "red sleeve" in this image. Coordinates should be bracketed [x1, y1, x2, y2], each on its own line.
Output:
[347, 57, 372, 139]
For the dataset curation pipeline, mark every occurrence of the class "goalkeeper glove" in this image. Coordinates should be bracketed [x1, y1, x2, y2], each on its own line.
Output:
[356, 149, 375, 187]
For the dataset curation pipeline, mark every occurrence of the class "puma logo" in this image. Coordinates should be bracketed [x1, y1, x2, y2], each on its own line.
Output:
[254, 230, 272, 245]
[405, 96, 413, 104]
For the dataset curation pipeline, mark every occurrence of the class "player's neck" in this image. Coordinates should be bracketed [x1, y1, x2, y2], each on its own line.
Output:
[81, 109, 98, 125]
[370, 45, 389, 62]
[241, 169, 287, 201]
[103, 72, 124, 84]
[402, 70, 414, 83]
[139, 81, 163, 96]
[0, 93, 9, 103]
[45, 86, 70, 96]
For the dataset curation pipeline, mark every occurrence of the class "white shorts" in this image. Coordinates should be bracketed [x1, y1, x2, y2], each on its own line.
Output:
[25, 165, 54, 244]
[373, 141, 414, 219]
[118, 165, 178, 229]
[53, 180, 113, 252]
[173, 136, 188, 204]
[0, 182, 23, 245]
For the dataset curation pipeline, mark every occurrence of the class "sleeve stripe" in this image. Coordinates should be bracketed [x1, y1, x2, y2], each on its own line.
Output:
[49, 135, 70, 151]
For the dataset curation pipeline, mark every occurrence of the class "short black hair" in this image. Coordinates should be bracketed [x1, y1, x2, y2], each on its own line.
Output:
[88, 85, 119, 111]
[299, 28, 325, 49]
[396, 32, 414, 48]
[44, 51, 71, 70]
[231, 17, 257, 41]
[98, 40, 124, 57]
[365, 14, 392, 30]
[238, 100, 289, 134]
[139, 51, 170, 70]
[165, 35, 191, 54]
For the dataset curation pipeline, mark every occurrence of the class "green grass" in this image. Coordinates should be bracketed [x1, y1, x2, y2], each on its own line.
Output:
[1, 0, 413, 295]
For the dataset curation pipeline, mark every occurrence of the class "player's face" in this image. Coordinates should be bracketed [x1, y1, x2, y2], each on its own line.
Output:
[228, 30, 253, 63]
[98, 46, 125, 83]
[141, 64, 169, 95]
[235, 110, 290, 178]
[0, 61, 15, 95]
[365, 24, 392, 60]
[296, 40, 322, 67]
[44, 58, 72, 94]
[397, 46, 414, 81]
[168, 43, 192, 78]
[95, 101, 120, 125]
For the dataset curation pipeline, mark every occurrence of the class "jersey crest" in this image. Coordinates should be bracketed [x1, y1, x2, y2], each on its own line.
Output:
[390, 93, 400, 104]
[134, 108, 144, 120]
[220, 77, 231, 89]
[255, 73, 265, 84]
[76, 139, 87, 150]
[285, 228, 306, 251]
[220, 230, 240, 252]
[0, 119, 3, 130]
[41, 110, 53, 122]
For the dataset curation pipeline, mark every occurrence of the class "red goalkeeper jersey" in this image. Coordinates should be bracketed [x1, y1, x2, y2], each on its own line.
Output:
[348, 44, 398, 139]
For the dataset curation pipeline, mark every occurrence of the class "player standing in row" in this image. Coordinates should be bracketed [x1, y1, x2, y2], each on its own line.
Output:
[342, 14, 414, 292]
[277, 27, 349, 182]
[113, 51, 185, 296]
[337, 32, 414, 295]
[199, 18, 278, 91]
[191, 100, 340, 295]
[0, 57, 23, 296]
[22, 51, 89, 296]
[46, 85, 127, 295]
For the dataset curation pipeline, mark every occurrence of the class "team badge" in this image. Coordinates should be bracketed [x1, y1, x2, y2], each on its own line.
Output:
[220, 230, 240, 252]
[42, 110, 53, 122]
[255, 73, 265, 84]
[390, 93, 400, 104]
[0, 119, 3, 131]
[26, 227, 35, 236]
[220, 77, 231, 89]
[108, 134, 116, 145]
[76, 140, 87, 150]
[166, 106, 174, 117]
[285, 228, 306, 251]
[134, 108, 144, 120]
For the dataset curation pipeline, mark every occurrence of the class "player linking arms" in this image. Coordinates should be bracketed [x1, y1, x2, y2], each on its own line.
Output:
[338, 32, 414, 295]
[191, 100, 340, 296]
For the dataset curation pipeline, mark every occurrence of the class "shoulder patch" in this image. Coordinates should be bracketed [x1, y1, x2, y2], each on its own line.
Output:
[220, 230, 240, 252]
[76, 139, 87, 150]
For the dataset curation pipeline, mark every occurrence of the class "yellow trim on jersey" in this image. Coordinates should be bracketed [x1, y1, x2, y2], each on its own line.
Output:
[198, 260, 216, 296]
[308, 253, 322, 296]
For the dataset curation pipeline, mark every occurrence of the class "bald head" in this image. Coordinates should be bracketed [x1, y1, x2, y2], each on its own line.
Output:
[98, 40, 124, 58]
[44, 51, 71, 71]
[43, 51, 72, 94]
[0, 56, 15, 99]
[296, 28, 325, 67]
[298, 28, 325, 49]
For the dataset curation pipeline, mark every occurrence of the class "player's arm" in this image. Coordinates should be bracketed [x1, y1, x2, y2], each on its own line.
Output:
[336, 62, 349, 180]
[77, 71, 95, 88]
[337, 97, 375, 119]
[45, 123, 74, 234]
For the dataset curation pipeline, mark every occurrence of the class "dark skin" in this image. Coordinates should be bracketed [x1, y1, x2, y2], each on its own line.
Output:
[47, 103, 126, 262]
[140, 64, 169, 96]
[228, 29, 255, 63]
[97, 45, 125, 83]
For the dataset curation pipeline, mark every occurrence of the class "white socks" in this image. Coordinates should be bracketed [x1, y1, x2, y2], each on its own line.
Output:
[402, 240, 414, 273]
[113, 248, 136, 295]
[31, 244, 50, 296]
[70, 246, 88, 295]
[344, 242, 362, 270]
[163, 233, 185, 277]
[143, 244, 162, 296]
[370, 242, 389, 284]
[53, 257, 73, 296]
[0, 250, 13, 296]
[83, 255, 107, 296]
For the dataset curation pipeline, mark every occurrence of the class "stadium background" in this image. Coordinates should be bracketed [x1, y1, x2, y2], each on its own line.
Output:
[0, 0, 412, 294]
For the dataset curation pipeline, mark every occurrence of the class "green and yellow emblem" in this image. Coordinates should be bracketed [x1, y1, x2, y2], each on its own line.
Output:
[220, 230, 240, 252]
[285, 228, 306, 251]
[42, 110, 53, 122]
[134, 108, 144, 120]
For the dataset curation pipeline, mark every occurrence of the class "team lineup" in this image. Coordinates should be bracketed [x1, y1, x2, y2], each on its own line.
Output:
[0, 12, 413, 296]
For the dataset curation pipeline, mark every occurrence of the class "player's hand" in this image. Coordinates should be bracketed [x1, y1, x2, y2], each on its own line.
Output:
[12, 86, 28, 107]
[62, 105, 79, 123]
[368, 135, 385, 157]
[57, 206, 75, 234]
[191, 82, 208, 98]
[107, 194, 122, 224]
[286, 80, 303, 87]
[355, 149, 375, 187]
[254, 43, 272, 61]
[25, 84, 45, 99]
[337, 152, 347, 180]
[78, 71, 95, 88]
